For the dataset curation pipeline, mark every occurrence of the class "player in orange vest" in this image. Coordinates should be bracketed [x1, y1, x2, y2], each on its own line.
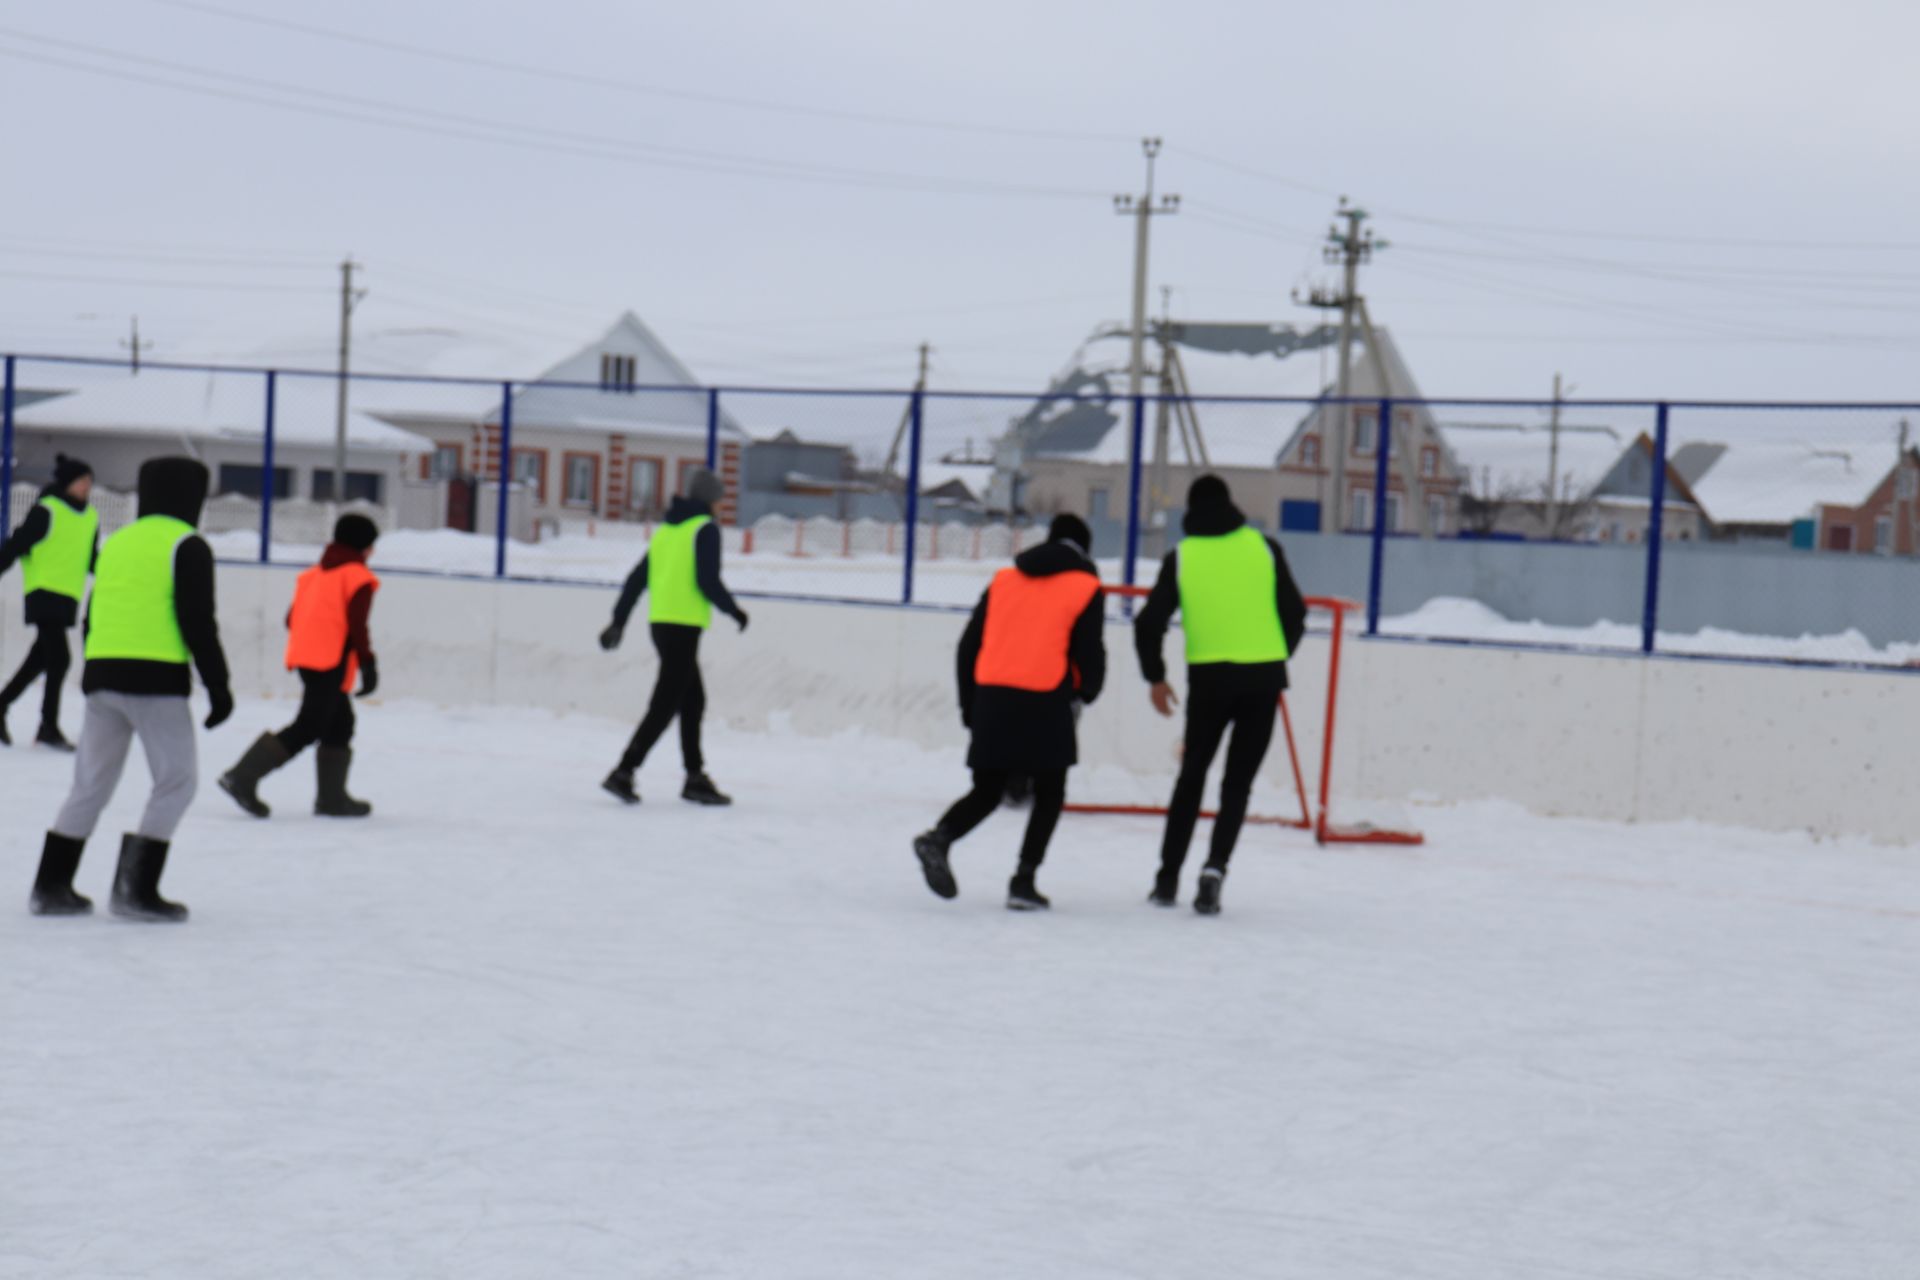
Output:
[217, 515, 382, 819]
[912, 513, 1105, 910]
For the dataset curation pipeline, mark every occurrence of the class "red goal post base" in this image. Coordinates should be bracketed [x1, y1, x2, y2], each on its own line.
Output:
[1066, 591, 1424, 848]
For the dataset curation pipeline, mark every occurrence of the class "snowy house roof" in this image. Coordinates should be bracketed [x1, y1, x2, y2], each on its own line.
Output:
[1438, 423, 1630, 499]
[1688, 442, 1898, 525]
[494, 312, 746, 440]
[13, 367, 430, 453]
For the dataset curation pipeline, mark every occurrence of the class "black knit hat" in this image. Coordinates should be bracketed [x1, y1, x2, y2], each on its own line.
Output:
[52, 454, 92, 490]
[1187, 474, 1232, 511]
[1049, 512, 1093, 556]
[333, 514, 380, 550]
[136, 456, 210, 527]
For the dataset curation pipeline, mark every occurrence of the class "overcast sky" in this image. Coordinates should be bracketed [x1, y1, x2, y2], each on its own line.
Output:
[3, 0, 1917, 404]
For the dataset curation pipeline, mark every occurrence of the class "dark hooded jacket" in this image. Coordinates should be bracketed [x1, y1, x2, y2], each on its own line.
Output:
[82, 457, 232, 701]
[1133, 492, 1308, 690]
[956, 537, 1106, 772]
[0, 484, 99, 628]
[609, 495, 745, 629]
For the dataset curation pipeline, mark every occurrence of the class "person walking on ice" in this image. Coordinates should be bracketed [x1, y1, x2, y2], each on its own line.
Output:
[912, 513, 1105, 911]
[1134, 475, 1306, 916]
[29, 457, 233, 921]
[598, 467, 746, 807]
[217, 515, 383, 819]
[0, 454, 99, 750]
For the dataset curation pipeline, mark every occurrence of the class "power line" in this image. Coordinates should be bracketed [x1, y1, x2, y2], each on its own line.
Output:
[146, 0, 1132, 145]
[0, 266, 328, 293]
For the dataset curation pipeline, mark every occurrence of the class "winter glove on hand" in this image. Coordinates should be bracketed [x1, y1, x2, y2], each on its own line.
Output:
[356, 654, 380, 699]
[204, 686, 234, 730]
[734, 609, 750, 634]
[599, 623, 624, 651]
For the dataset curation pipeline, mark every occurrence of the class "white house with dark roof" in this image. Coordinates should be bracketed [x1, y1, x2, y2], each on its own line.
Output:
[1438, 422, 1707, 543]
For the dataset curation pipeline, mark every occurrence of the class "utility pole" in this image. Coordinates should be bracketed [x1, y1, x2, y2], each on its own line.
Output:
[1299, 200, 1384, 532]
[1114, 138, 1178, 533]
[1546, 372, 1566, 538]
[880, 341, 932, 500]
[119, 316, 153, 374]
[333, 256, 366, 509]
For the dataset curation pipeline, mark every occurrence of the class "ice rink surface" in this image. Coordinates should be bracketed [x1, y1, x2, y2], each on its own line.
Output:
[3, 699, 1916, 1279]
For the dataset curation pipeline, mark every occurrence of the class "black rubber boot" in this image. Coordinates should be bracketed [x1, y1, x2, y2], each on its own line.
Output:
[110, 834, 188, 923]
[30, 832, 92, 917]
[602, 767, 640, 805]
[1193, 866, 1226, 917]
[912, 828, 958, 900]
[1148, 866, 1179, 908]
[682, 773, 732, 806]
[314, 747, 373, 817]
[34, 723, 75, 753]
[218, 732, 292, 819]
[1006, 873, 1050, 912]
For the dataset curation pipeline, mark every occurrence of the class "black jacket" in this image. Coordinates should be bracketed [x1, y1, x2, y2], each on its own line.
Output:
[0, 487, 98, 628]
[1133, 499, 1308, 689]
[82, 458, 232, 701]
[956, 538, 1106, 772]
[610, 497, 745, 629]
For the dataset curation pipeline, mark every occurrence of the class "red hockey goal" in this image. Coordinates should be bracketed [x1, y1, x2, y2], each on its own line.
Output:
[1066, 591, 1423, 847]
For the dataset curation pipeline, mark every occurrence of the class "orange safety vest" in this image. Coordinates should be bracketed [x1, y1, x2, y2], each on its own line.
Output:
[285, 560, 380, 691]
[973, 566, 1101, 693]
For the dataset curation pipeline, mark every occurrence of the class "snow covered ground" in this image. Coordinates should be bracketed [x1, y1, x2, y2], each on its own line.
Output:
[4, 699, 1916, 1278]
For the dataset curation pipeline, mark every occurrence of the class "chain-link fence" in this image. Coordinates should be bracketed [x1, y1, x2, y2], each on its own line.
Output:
[5, 352, 1919, 670]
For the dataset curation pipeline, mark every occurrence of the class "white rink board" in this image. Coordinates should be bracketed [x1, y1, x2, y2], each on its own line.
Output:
[5, 562, 1917, 843]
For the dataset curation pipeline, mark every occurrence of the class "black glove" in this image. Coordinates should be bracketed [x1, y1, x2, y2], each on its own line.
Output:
[356, 654, 380, 699]
[599, 622, 625, 651]
[204, 686, 234, 730]
[734, 609, 750, 634]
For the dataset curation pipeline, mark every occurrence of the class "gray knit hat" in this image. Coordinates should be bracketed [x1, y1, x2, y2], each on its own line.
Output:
[683, 466, 724, 507]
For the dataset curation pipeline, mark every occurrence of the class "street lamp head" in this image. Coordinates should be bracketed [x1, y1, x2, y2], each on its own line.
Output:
[1142, 137, 1163, 157]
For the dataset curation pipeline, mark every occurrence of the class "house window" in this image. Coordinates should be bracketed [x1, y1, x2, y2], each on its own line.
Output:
[1875, 515, 1894, 554]
[1352, 413, 1377, 457]
[677, 457, 709, 500]
[628, 457, 662, 518]
[1900, 469, 1917, 501]
[216, 464, 293, 500]
[426, 444, 462, 480]
[1348, 489, 1372, 532]
[563, 453, 600, 509]
[600, 353, 637, 392]
[1427, 494, 1447, 535]
[1300, 436, 1321, 467]
[511, 449, 547, 504]
[312, 470, 385, 504]
[1420, 447, 1439, 479]
[1381, 492, 1401, 533]
[1088, 488, 1111, 522]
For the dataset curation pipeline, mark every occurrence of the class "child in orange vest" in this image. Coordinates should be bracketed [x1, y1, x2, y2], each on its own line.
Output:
[912, 513, 1105, 911]
[217, 515, 381, 818]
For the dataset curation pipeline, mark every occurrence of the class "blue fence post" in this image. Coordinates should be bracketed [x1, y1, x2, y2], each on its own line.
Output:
[901, 388, 924, 605]
[1122, 395, 1146, 603]
[1641, 402, 1671, 654]
[1, 356, 15, 539]
[1366, 398, 1394, 635]
[495, 381, 513, 580]
[259, 370, 276, 564]
[705, 388, 720, 471]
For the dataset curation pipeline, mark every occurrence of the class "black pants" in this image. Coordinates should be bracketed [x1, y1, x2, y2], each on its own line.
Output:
[938, 768, 1067, 876]
[1160, 667, 1284, 875]
[274, 667, 356, 755]
[618, 624, 705, 773]
[0, 623, 72, 729]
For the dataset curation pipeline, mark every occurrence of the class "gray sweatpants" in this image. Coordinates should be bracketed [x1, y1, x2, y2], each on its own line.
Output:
[52, 692, 199, 842]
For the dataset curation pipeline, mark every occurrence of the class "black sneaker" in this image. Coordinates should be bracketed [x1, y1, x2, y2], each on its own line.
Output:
[602, 768, 640, 805]
[1193, 867, 1225, 916]
[1148, 869, 1179, 908]
[35, 724, 75, 753]
[682, 773, 733, 806]
[1006, 875, 1050, 912]
[912, 829, 958, 900]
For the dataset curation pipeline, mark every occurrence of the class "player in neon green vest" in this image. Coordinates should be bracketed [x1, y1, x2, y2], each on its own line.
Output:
[1133, 475, 1307, 916]
[597, 467, 749, 807]
[0, 454, 99, 749]
[32, 457, 234, 923]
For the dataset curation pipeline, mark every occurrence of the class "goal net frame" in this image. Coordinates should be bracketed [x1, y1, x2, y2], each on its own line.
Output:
[1066, 591, 1424, 847]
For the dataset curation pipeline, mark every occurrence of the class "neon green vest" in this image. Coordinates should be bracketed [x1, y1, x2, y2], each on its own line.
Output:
[20, 497, 98, 602]
[1177, 526, 1290, 665]
[648, 515, 713, 629]
[85, 515, 193, 665]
